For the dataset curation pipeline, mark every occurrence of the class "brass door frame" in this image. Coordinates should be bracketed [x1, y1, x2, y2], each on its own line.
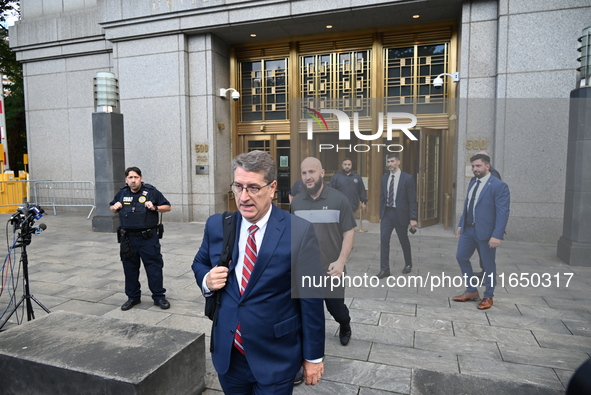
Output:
[241, 134, 292, 211]
[418, 128, 443, 227]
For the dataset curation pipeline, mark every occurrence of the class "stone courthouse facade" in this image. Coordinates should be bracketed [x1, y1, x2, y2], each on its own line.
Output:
[9, 0, 591, 243]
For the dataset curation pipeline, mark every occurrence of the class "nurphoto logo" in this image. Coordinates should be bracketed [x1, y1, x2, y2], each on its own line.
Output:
[305, 108, 418, 153]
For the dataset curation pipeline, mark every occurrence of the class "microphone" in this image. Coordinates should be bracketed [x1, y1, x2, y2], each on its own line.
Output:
[34, 223, 47, 235]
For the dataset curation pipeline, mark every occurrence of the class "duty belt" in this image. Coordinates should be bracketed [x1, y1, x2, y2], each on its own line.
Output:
[123, 226, 158, 238]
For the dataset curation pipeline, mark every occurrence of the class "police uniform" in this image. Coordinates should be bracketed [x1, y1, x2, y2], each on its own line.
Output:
[329, 170, 368, 212]
[110, 183, 170, 303]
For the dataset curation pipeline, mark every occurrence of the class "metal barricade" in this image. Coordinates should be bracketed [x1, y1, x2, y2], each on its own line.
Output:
[32, 181, 96, 219]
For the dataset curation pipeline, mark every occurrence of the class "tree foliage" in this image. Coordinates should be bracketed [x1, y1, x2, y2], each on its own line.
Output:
[0, 1, 26, 171]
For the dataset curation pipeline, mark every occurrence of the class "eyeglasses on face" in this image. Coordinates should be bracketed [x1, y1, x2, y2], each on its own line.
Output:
[230, 181, 272, 195]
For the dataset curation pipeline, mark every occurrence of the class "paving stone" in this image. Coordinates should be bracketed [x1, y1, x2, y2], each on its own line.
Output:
[414, 331, 502, 360]
[293, 379, 361, 394]
[379, 313, 453, 335]
[555, 368, 577, 389]
[349, 322, 413, 347]
[516, 303, 591, 321]
[453, 321, 539, 347]
[498, 344, 589, 370]
[486, 313, 572, 334]
[48, 300, 118, 316]
[322, 356, 411, 394]
[416, 305, 490, 325]
[562, 319, 591, 337]
[459, 355, 565, 391]
[324, 336, 372, 362]
[351, 298, 417, 316]
[412, 368, 564, 395]
[350, 307, 381, 325]
[386, 292, 451, 308]
[368, 343, 459, 374]
[533, 330, 591, 354]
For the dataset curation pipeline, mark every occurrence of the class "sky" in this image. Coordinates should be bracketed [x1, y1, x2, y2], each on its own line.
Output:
[2, 3, 19, 27]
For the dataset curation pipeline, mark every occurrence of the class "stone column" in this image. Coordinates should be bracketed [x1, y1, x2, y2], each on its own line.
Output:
[557, 87, 591, 266]
[91, 112, 125, 232]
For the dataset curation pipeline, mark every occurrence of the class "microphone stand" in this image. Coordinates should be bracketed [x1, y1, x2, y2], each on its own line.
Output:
[0, 221, 50, 331]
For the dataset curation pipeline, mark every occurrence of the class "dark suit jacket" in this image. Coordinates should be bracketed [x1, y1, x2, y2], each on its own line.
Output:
[379, 171, 418, 226]
[192, 205, 325, 385]
[458, 175, 510, 241]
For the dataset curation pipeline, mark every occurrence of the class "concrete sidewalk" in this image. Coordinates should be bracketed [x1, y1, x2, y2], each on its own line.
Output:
[0, 212, 589, 394]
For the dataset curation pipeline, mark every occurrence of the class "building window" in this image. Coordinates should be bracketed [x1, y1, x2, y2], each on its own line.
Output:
[239, 58, 288, 122]
[385, 43, 449, 114]
[300, 50, 371, 117]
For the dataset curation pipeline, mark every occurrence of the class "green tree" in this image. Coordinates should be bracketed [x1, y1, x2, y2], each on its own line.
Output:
[0, 1, 25, 172]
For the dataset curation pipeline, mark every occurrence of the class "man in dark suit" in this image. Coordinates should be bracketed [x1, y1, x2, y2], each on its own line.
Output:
[192, 150, 325, 393]
[379, 153, 418, 278]
[472, 150, 502, 280]
[453, 153, 510, 310]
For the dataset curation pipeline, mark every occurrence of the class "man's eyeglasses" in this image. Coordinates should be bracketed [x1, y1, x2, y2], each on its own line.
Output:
[231, 181, 273, 195]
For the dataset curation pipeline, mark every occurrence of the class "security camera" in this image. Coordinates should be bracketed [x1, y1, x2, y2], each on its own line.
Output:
[432, 72, 460, 89]
[433, 76, 444, 89]
[220, 88, 240, 101]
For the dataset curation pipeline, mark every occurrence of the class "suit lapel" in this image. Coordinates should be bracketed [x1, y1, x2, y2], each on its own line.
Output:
[475, 177, 492, 207]
[395, 172, 404, 203]
[226, 214, 242, 300]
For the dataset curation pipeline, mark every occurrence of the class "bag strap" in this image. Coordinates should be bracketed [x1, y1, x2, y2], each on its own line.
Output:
[209, 211, 237, 353]
[219, 211, 236, 267]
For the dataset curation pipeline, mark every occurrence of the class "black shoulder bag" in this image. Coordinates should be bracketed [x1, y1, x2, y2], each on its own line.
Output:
[204, 211, 236, 352]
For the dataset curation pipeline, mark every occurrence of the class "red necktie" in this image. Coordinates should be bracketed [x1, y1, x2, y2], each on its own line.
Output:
[234, 224, 258, 355]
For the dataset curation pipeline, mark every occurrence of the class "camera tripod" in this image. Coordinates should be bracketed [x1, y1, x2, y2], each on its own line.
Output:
[0, 223, 50, 332]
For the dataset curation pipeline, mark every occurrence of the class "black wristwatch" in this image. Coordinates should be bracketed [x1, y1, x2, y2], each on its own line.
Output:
[154, 205, 158, 212]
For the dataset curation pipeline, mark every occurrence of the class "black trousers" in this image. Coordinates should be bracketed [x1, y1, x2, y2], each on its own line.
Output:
[380, 207, 412, 272]
[121, 232, 166, 301]
[324, 281, 350, 326]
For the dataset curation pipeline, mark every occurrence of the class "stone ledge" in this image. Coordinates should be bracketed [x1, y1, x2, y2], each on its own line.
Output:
[0, 311, 205, 395]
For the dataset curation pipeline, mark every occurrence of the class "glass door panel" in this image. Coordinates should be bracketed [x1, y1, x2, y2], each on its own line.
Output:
[418, 128, 441, 227]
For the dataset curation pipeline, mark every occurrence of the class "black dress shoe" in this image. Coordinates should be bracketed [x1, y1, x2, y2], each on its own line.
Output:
[377, 270, 391, 279]
[402, 264, 412, 274]
[339, 323, 352, 345]
[154, 298, 170, 309]
[121, 298, 140, 311]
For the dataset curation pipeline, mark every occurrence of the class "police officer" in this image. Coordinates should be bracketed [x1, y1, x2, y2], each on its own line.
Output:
[110, 167, 171, 311]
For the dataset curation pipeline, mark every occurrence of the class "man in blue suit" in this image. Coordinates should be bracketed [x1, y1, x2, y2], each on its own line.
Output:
[192, 150, 325, 393]
[453, 153, 510, 310]
[378, 153, 418, 278]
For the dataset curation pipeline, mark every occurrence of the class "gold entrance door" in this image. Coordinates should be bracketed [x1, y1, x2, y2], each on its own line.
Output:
[243, 134, 292, 211]
[417, 128, 442, 227]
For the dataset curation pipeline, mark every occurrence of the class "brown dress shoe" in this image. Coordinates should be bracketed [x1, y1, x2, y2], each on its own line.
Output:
[477, 298, 493, 310]
[453, 291, 480, 302]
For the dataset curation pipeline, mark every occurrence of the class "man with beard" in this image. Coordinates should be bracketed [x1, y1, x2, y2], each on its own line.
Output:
[329, 157, 368, 215]
[471, 150, 502, 280]
[291, 157, 356, 347]
[378, 153, 418, 277]
[453, 153, 510, 310]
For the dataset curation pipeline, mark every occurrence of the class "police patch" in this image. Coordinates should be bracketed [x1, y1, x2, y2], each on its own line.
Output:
[138, 196, 147, 203]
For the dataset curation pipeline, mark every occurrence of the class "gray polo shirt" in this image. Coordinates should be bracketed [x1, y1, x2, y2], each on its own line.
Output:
[291, 185, 356, 271]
